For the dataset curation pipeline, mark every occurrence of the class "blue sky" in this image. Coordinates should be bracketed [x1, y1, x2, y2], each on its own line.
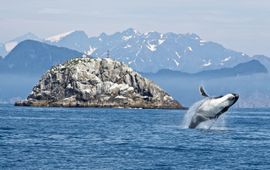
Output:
[0, 0, 270, 56]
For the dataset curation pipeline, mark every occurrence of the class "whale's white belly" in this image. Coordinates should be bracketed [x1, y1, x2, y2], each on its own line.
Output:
[197, 99, 223, 118]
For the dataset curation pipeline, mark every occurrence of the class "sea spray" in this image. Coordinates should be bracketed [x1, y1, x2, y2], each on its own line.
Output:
[182, 98, 226, 130]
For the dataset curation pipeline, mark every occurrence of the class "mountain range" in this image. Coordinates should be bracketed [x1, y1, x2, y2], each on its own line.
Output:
[44, 28, 268, 73]
[0, 28, 270, 74]
[0, 39, 266, 77]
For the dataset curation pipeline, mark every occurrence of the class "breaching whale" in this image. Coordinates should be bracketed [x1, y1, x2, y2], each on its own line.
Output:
[188, 86, 239, 129]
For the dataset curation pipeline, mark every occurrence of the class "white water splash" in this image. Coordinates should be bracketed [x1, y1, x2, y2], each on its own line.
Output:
[182, 98, 227, 130]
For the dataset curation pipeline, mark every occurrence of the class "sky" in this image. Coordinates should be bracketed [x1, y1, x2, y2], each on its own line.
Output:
[0, 0, 270, 56]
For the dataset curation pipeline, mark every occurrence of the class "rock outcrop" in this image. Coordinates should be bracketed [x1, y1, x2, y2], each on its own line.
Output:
[15, 57, 183, 109]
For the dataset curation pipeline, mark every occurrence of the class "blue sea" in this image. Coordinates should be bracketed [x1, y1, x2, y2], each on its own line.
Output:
[0, 104, 270, 170]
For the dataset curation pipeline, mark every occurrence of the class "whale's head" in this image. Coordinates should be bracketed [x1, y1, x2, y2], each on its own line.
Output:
[215, 93, 239, 109]
[205, 93, 239, 118]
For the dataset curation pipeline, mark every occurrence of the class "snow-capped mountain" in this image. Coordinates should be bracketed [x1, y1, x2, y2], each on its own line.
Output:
[45, 30, 89, 52]
[4, 32, 41, 54]
[45, 28, 267, 73]
[90, 29, 253, 72]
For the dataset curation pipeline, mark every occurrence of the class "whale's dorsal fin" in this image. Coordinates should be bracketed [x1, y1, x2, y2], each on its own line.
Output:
[199, 86, 209, 97]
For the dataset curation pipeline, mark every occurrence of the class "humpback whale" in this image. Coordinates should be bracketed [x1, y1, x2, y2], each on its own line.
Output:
[188, 86, 239, 129]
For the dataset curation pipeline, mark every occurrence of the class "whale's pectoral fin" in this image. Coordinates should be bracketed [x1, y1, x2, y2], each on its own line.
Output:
[199, 86, 209, 97]
[189, 115, 209, 128]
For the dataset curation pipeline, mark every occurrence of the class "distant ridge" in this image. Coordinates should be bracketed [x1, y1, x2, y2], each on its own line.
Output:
[0, 40, 82, 74]
[4, 33, 41, 52]
[144, 59, 268, 78]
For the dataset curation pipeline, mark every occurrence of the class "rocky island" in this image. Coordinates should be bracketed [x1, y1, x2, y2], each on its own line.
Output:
[15, 57, 183, 109]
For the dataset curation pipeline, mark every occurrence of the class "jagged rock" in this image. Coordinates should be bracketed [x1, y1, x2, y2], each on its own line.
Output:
[15, 57, 183, 109]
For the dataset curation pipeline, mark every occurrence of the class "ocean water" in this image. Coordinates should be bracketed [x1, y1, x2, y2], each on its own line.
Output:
[0, 104, 270, 170]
